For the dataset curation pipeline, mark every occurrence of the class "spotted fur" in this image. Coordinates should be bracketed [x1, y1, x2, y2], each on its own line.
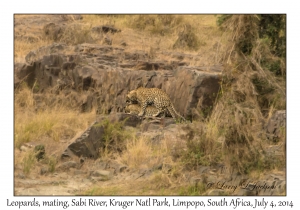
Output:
[126, 87, 186, 121]
[125, 104, 168, 117]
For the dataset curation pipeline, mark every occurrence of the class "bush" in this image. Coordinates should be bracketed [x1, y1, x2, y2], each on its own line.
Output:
[217, 14, 286, 76]
[94, 119, 131, 158]
[180, 124, 222, 169]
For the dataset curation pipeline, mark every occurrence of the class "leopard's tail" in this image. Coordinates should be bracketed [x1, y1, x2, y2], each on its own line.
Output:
[167, 103, 186, 122]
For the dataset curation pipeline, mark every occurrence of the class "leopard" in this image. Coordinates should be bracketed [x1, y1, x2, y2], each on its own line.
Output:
[125, 104, 169, 118]
[126, 87, 186, 122]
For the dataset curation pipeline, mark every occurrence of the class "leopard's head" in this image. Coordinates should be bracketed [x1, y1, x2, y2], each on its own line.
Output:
[126, 89, 137, 104]
[124, 104, 140, 114]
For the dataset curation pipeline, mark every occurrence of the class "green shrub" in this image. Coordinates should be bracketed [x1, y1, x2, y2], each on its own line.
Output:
[22, 151, 36, 174]
[94, 118, 131, 158]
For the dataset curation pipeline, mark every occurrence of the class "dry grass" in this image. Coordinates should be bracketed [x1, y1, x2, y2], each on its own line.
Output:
[204, 15, 286, 174]
[14, 84, 95, 176]
[82, 178, 175, 196]
[81, 136, 190, 195]
[14, 84, 95, 149]
[79, 15, 229, 66]
[169, 15, 286, 176]
[14, 39, 51, 63]
[14, 15, 51, 62]
[59, 23, 94, 45]
[21, 150, 37, 174]
[14, 14, 229, 66]
[119, 137, 177, 170]
[15, 107, 94, 147]
[82, 167, 207, 195]
[120, 137, 155, 169]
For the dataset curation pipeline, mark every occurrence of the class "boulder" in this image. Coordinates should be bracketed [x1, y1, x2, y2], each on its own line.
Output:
[56, 161, 78, 171]
[61, 122, 105, 159]
[93, 159, 127, 174]
[61, 114, 141, 160]
[98, 113, 143, 128]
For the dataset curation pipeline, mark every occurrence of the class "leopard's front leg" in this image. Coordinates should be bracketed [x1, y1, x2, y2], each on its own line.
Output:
[138, 101, 147, 117]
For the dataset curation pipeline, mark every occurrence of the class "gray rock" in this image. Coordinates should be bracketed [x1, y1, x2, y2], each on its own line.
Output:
[17, 172, 26, 179]
[61, 114, 145, 160]
[90, 170, 112, 182]
[94, 159, 128, 174]
[40, 167, 48, 175]
[94, 160, 108, 170]
[57, 161, 77, 170]
[91, 170, 111, 177]
[62, 122, 105, 159]
[235, 188, 258, 196]
[100, 113, 143, 128]
[265, 110, 286, 142]
[189, 177, 201, 185]
[207, 189, 227, 196]
[20, 145, 30, 152]
[140, 118, 176, 131]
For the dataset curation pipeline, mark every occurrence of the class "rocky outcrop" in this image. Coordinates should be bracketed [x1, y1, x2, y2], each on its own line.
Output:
[61, 114, 145, 159]
[15, 43, 222, 120]
[61, 113, 180, 159]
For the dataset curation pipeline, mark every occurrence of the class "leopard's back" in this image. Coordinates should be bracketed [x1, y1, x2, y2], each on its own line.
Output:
[135, 87, 172, 109]
[127, 87, 186, 121]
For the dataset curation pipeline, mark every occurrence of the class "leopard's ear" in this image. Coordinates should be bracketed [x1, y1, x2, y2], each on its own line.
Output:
[131, 90, 137, 97]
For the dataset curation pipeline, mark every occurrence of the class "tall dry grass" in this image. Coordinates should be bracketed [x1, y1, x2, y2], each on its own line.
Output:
[119, 136, 178, 170]
[204, 15, 286, 174]
[84, 136, 190, 195]
[14, 84, 95, 149]
[175, 15, 285, 175]
[14, 39, 52, 63]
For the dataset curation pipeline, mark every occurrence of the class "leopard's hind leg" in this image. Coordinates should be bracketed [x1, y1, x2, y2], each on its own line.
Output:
[152, 107, 163, 117]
